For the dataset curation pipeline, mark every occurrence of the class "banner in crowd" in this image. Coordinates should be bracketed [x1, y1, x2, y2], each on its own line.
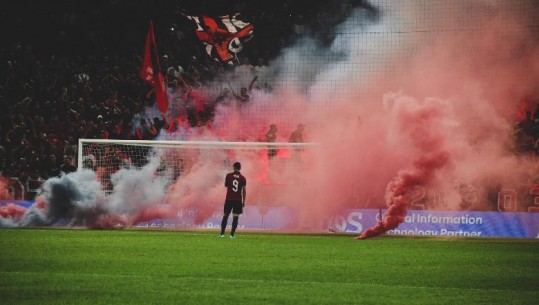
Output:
[140, 20, 168, 113]
[185, 14, 254, 64]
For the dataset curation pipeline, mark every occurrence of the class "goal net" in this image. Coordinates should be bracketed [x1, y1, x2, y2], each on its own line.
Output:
[78, 139, 320, 195]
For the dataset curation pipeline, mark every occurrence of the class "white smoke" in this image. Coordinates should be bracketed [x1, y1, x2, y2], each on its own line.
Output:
[107, 156, 169, 215]
[42, 169, 105, 221]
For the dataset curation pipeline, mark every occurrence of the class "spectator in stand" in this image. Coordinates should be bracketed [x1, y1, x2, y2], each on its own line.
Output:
[519, 111, 536, 138]
[59, 156, 77, 175]
[109, 119, 125, 140]
[533, 103, 539, 123]
[289, 123, 305, 143]
[82, 156, 95, 171]
[253, 57, 272, 92]
[516, 112, 536, 153]
[152, 117, 166, 132]
[43, 154, 61, 178]
[115, 148, 132, 170]
[234, 56, 255, 85]
[232, 76, 258, 103]
[215, 87, 233, 105]
[265, 124, 278, 160]
[288, 123, 305, 161]
[135, 119, 158, 140]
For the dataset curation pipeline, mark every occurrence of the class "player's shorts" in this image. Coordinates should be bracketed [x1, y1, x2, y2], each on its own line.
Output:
[224, 200, 243, 214]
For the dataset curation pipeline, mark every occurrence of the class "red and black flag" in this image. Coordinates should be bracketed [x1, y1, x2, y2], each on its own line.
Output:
[186, 14, 254, 64]
[140, 20, 168, 113]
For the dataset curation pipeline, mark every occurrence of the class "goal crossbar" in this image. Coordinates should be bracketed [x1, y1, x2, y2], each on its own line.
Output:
[78, 138, 320, 169]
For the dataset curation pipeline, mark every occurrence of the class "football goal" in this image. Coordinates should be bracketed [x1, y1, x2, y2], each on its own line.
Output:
[78, 139, 320, 193]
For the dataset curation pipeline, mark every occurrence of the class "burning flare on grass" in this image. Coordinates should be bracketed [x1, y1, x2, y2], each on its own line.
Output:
[356, 93, 454, 239]
[356, 152, 451, 239]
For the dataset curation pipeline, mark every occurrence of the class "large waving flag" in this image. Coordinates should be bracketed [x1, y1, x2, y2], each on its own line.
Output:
[140, 21, 168, 113]
[186, 14, 254, 64]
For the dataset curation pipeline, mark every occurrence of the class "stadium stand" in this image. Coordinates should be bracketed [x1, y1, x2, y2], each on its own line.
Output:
[0, 0, 538, 212]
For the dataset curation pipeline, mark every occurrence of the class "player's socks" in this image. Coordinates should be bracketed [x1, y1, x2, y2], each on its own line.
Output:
[230, 216, 239, 236]
[220, 215, 229, 235]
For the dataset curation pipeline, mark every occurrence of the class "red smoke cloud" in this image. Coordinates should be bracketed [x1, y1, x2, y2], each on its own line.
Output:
[357, 152, 451, 239]
[0, 178, 27, 220]
[353, 92, 455, 239]
[0, 203, 27, 219]
[0, 177, 10, 200]
[352, 2, 539, 238]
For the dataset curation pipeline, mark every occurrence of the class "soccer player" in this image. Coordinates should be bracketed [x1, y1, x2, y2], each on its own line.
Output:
[220, 162, 246, 238]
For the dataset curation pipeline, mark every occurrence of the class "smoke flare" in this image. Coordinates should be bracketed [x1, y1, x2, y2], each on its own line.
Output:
[356, 93, 454, 239]
[356, 152, 451, 239]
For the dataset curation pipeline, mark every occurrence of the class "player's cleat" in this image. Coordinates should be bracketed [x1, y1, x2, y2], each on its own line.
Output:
[219, 234, 224, 238]
[230, 235, 235, 239]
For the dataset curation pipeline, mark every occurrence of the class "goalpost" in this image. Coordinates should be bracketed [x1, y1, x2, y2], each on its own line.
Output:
[78, 139, 320, 194]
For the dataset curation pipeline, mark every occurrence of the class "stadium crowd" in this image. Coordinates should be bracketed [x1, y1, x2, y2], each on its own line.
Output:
[0, 0, 368, 186]
[0, 0, 537, 210]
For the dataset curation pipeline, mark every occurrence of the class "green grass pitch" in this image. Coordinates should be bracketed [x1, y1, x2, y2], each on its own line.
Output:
[0, 229, 537, 305]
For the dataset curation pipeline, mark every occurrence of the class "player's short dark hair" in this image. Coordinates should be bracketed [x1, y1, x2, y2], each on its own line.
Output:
[233, 162, 241, 170]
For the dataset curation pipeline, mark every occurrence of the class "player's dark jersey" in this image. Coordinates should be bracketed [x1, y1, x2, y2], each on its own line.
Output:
[225, 171, 246, 201]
